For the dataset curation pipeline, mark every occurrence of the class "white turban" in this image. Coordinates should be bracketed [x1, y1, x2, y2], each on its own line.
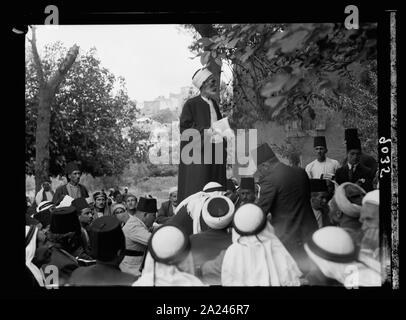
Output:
[333, 182, 366, 218]
[169, 187, 177, 195]
[192, 68, 212, 90]
[201, 195, 234, 230]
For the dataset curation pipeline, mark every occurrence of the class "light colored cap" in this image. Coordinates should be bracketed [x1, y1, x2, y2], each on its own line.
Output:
[233, 203, 265, 234]
[151, 225, 186, 260]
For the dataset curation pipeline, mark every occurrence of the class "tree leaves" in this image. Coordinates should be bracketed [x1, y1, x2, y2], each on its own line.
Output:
[26, 44, 149, 177]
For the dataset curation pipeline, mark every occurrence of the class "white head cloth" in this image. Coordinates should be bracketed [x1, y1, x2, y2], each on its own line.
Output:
[132, 252, 205, 286]
[221, 222, 302, 286]
[25, 226, 45, 286]
[192, 68, 212, 90]
[362, 189, 379, 206]
[169, 187, 178, 195]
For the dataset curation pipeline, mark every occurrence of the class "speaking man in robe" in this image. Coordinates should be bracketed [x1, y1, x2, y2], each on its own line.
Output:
[177, 67, 227, 203]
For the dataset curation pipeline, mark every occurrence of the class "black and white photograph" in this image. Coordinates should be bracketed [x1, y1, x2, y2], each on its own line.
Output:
[9, 3, 400, 304]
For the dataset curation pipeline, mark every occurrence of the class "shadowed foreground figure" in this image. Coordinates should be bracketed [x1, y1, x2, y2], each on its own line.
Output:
[69, 216, 137, 286]
[253, 143, 318, 274]
[43, 206, 95, 286]
[304, 226, 380, 287]
[220, 203, 302, 286]
[190, 195, 234, 282]
[133, 224, 204, 286]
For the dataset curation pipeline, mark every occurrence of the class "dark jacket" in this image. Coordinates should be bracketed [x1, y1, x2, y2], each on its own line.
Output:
[342, 153, 378, 175]
[69, 263, 137, 286]
[43, 247, 80, 286]
[257, 162, 318, 273]
[156, 200, 175, 224]
[335, 163, 374, 192]
[177, 95, 227, 203]
[52, 183, 89, 206]
[190, 229, 232, 272]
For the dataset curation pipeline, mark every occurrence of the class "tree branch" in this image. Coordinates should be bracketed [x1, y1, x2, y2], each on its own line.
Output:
[30, 26, 45, 86]
[48, 44, 80, 92]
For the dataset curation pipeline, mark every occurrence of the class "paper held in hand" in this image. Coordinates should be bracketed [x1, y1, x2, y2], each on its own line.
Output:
[212, 117, 234, 138]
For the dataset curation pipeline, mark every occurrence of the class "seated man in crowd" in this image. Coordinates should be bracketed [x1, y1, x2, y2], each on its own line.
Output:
[69, 216, 137, 286]
[120, 197, 157, 277]
[237, 177, 256, 208]
[156, 187, 178, 225]
[92, 191, 110, 218]
[35, 179, 54, 206]
[72, 197, 94, 253]
[221, 203, 302, 286]
[359, 190, 384, 281]
[125, 193, 138, 216]
[168, 181, 226, 236]
[224, 179, 239, 205]
[43, 206, 96, 286]
[309, 179, 332, 229]
[190, 195, 234, 283]
[304, 226, 381, 287]
[25, 225, 53, 287]
[33, 200, 55, 231]
[111, 202, 129, 226]
[133, 225, 203, 286]
[328, 182, 366, 249]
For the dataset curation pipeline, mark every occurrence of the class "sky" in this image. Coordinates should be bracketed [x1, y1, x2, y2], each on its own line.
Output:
[27, 24, 232, 103]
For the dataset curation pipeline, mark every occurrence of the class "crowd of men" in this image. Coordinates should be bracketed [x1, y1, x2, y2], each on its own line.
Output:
[25, 126, 383, 287]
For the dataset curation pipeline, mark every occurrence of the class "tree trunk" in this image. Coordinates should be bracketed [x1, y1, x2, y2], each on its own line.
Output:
[34, 87, 53, 193]
[30, 26, 79, 194]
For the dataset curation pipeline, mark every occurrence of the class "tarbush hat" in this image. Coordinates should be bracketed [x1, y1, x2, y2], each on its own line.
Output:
[310, 179, 328, 193]
[251, 143, 277, 167]
[72, 197, 90, 212]
[50, 206, 81, 234]
[314, 136, 327, 148]
[65, 161, 80, 176]
[239, 177, 255, 191]
[344, 128, 359, 141]
[137, 197, 158, 213]
[89, 216, 125, 261]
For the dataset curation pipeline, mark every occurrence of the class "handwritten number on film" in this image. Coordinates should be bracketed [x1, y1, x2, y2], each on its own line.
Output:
[379, 137, 391, 178]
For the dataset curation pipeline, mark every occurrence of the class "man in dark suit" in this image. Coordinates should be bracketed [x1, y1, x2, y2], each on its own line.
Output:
[156, 187, 177, 224]
[52, 161, 89, 206]
[189, 195, 234, 283]
[43, 206, 96, 286]
[177, 67, 227, 203]
[335, 136, 374, 192]
[69, 216, 137, 286]
[253, 143, 318, 274]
